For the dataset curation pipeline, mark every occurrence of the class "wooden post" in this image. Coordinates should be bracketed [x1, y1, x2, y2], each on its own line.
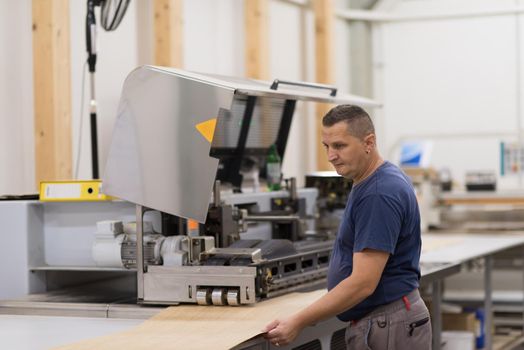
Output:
[313, 0, 334, 171]
[153, 0, 183, 67]
[245, 0, 269, 80]
[245, 0, 272, 146]
[32, 0, 73, 186]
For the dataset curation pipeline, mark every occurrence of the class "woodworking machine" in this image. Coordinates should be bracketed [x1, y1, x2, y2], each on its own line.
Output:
[102, 66, 379, 306]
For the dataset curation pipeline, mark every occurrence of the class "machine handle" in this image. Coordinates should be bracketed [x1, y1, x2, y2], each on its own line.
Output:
[270, 79, 338, 97]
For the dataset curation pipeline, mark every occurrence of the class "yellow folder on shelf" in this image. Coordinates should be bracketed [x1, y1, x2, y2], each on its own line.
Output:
[39, 180, 113, 202]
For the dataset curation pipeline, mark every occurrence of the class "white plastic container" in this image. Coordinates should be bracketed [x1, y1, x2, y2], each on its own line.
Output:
[441, 331, 475, 350]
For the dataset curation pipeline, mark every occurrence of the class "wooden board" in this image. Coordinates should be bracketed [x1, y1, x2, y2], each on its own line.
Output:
[441, 197, 524, 206]
[313, 0, 334, 171]
[244, 0, 269, 80]
[32, 0, 72, 187]
[153, 0, 183, 68]
[421, 236, 464, 253]
[53, 289, 325, 350]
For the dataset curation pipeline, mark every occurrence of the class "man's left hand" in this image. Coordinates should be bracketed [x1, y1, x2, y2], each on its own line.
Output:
[263, 316, 303, 346]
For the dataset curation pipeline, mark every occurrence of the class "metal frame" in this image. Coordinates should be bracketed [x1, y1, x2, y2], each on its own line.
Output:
[432, 280, 442, 350]
[216, 95, 257, 190]
[136, 205, 147, 301]
[275, 100, 296, 160]
[485, 255, 493, 349]
[136, 204, 258, 305]
[142, 265, 257, 305]
[420, 234, 524, 350]
[420, 261, 462, 350]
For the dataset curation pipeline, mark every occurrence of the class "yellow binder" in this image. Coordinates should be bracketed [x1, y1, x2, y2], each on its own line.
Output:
[39, 180, 113, 202]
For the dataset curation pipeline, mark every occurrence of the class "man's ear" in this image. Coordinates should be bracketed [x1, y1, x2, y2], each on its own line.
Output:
[363, 133, 376, 148]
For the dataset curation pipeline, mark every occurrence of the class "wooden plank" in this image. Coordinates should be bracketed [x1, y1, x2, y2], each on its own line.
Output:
[441, 197, 524, 206]
[53, 290, 326, 350]
[32, 0, 72, 187]
[313, 0, 334, 171]
[245, 0, 269, 80]
[153, 0, 183, 67]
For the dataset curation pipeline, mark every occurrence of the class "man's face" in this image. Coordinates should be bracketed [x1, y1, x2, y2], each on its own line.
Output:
[321, 122, 369, 179]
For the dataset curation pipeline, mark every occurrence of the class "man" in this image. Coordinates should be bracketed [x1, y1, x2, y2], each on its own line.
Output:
[263, 105, 431, 349]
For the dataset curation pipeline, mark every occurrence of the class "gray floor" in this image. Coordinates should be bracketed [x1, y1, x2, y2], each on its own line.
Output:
[0, 314, 141, 350]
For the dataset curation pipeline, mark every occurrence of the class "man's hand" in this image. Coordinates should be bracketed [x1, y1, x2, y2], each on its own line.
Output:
[263, 315, 303, 346]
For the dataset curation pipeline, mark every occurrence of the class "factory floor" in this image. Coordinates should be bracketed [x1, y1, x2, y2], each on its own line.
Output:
[0, 314, 141, 350]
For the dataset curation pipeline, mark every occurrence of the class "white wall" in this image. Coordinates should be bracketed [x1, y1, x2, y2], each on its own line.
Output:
[0, 1, 34, 195]
[374, 0, 524, 188]
[183, 0, 245, 75]
[270, 1, 312, 183]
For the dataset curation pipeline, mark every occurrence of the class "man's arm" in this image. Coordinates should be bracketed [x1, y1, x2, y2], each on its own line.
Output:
[264, 248, 389, 346]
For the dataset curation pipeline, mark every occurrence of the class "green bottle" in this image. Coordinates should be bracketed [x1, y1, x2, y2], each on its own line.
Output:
[267, 144, 282, 191]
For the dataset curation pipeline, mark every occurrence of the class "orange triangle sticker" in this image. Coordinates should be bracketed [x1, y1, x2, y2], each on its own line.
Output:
[195, 118, 217, 143]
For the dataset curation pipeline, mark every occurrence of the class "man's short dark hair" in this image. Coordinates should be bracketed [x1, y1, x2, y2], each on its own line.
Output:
[322, 105, 375, 139]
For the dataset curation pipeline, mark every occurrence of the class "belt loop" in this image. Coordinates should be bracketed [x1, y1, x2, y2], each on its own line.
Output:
[402, 296, 411, 311]
[364, 319, 372, 349]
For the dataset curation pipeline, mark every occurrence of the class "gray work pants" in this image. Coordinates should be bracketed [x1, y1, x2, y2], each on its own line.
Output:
[345, 289, 432, 350]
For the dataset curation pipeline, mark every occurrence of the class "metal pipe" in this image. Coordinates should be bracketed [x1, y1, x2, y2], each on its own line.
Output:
[336, 6, 524, 23]
[289, 177, 298, 201]
[136, 205, 145, 301]
[89, 72, 99, 179]
[522, 245, 524, 334]
[484, 256, 493, 350]
[431, 280, 442, 350]
[372, 21, 386, 149]
[515, 0, 523, 187]
[244, 215, 301, 222]
[213, 180, 221, 207]
[89, 73, 96, 106]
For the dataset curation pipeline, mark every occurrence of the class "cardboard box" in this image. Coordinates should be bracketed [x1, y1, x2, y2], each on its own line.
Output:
[442, 312, 476, 333]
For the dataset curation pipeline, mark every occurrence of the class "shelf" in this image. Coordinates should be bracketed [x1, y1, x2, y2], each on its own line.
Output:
[30, 266, 136, 272]
[440, 191, 524, 206]
[493, 332, 524, 350]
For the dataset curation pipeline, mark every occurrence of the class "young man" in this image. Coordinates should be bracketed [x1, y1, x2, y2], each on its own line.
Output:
[263, 105, 431, 349]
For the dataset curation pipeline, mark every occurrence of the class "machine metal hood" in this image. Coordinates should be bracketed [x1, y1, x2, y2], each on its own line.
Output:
[152, 66, 381, 107]
[103, 66, 380, 223]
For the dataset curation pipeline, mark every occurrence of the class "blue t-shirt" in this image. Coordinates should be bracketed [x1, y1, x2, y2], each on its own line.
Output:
[327, 161, 421, 322]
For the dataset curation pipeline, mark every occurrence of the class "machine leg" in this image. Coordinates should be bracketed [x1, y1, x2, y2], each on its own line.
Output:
[432, 280, 441, 350]
[136, 205, 146, 300]
[484, 256, 493, 350]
